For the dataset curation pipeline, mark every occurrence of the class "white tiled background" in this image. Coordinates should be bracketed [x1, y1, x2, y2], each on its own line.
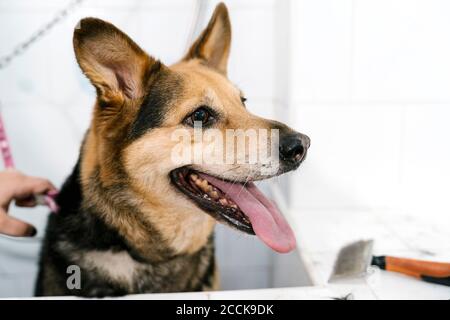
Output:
[0, 0, 450, 297]
[288, 0, 450, 219]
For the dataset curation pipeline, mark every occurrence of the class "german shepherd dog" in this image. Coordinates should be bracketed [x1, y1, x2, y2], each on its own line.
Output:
[35, 3, 310, 297]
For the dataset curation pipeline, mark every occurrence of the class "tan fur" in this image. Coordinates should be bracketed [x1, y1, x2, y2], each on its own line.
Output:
[210, 261, 221, 290]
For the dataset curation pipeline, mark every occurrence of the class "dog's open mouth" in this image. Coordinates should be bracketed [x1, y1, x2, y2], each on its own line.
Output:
[170, 167, 296, 253]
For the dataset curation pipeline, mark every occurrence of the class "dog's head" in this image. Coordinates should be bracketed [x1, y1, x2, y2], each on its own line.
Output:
[74, 3, 310, 254]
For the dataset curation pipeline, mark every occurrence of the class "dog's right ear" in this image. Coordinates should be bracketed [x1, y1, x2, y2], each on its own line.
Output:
[73, 18, 158, 107]
[183, 3, 231, 75]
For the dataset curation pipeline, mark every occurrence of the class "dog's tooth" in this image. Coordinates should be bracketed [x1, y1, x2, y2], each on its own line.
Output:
[219, 198, 228, 206]
[201, 179, 209, 190]
[190, 173, 198, 181]
[210, 191, 219, 199]
[195, 179, 208, 193]
[230, 204, 238, 209]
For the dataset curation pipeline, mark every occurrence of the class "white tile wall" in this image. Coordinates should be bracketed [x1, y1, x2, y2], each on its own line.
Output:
[352, 0, 450, 102]
[400, 105, 450, 217]
[290, 104, 403, 210]
[290, 0, 353, 103]
[227, 4, 275, 102]
[289, 0, 450, 221]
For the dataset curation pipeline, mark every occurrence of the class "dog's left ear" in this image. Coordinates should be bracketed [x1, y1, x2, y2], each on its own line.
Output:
[183, 2, 231, 75]
[73, 18, 158, 106]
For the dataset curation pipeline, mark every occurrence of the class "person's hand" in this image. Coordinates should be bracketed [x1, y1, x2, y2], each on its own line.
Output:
[0, 169, 56, 237]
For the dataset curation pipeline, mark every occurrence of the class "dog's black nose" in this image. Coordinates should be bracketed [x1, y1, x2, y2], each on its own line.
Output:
[279, 134, 310, 163]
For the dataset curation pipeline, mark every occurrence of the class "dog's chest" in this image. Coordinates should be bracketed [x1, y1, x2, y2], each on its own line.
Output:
[81, 250, 142, 285]
[71, 245, 214, 294]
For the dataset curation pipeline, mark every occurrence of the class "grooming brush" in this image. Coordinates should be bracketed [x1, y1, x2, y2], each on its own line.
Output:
[330, 240, 450, 286]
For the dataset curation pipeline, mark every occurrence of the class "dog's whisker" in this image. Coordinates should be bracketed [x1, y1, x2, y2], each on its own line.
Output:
[225, 174, 242, 194]
[236, 176, 249, 197]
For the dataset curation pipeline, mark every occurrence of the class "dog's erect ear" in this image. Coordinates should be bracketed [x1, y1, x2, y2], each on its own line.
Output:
[73, 18, 158, 105]
[184, 3, 231, 75]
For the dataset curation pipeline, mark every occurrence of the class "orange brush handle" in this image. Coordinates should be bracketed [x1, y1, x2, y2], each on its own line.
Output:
[372, 256, 450, 286]
[385, 256, 450, 278]
[371, 256, 450, 286]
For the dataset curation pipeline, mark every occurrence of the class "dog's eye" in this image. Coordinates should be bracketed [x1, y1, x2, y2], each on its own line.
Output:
[185, 107, 215, 127]
[191, 108, 210, 124]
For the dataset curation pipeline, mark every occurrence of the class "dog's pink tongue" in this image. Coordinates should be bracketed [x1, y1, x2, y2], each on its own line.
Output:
[199, 174, 296, 253]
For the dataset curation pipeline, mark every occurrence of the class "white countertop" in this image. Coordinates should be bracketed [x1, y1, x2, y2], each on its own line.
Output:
[119, 207, 450, 300]
[292, 208, 450, 300]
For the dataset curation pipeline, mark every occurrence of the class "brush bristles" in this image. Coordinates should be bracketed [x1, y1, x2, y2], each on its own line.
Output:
[329, 239, 374, 281]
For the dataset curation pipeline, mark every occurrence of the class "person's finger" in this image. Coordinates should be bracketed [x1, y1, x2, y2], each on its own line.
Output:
[0, 213, 36, 237]
[25, 177, 56, 194]
[15, 195, 37, 208]
[14, 177, 56, 199]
